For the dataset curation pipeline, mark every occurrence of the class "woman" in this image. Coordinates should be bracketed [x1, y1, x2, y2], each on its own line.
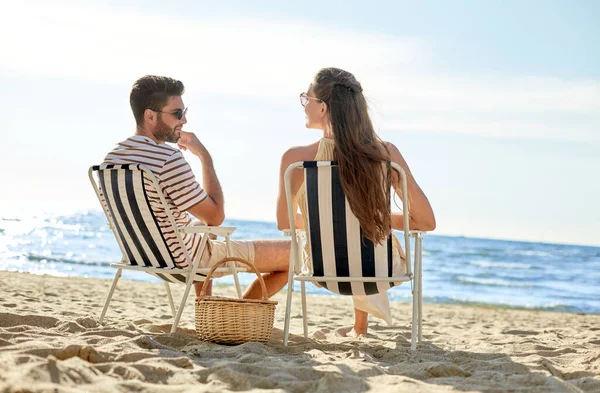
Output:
[276, 67, 436, 337]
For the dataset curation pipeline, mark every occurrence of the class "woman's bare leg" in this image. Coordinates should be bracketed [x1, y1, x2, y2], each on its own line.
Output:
[348, 309, 368, 337]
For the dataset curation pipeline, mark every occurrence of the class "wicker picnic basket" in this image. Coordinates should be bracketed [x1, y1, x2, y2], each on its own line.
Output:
[195, 257, 277, 344]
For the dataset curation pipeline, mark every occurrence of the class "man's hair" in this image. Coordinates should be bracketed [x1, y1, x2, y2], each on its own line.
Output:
[311, 67, 392, 244]
[129, 75, 185, 126]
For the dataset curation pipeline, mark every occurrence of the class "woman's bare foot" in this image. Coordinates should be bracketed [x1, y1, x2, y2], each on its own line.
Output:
[346, 328, 367, 337]
[336, 326, 366, 337]
[334, 309, 369, 337]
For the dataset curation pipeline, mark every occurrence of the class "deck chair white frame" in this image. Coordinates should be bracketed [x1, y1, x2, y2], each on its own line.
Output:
[89, 164, 245, 333]
[282, 161, 425, 350]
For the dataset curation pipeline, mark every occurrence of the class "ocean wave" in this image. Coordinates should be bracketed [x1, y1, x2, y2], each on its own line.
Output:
[21, 252, 114, 267]
[455, 276, 536, 288]
[449, 250, 500, 258]
[419, 296, 585, 313]
[509, 250, 552, 257]
[469, 261, 534, 270]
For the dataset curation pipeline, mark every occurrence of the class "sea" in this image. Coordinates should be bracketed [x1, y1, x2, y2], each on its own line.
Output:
[1, 210, 599, 314]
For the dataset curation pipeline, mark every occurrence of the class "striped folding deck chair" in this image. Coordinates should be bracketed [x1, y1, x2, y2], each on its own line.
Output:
[282, 161, 425, 350]
[88, 164, 245, 333]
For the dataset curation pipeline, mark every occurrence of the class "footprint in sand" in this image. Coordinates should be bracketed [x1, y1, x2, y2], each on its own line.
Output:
[501, 329, 539, 335]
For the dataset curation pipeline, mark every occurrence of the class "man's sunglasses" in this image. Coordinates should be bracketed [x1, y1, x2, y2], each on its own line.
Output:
[152, 107, 188, 120]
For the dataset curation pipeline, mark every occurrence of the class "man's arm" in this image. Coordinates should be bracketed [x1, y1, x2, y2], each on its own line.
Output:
[178, 131, 225, 226]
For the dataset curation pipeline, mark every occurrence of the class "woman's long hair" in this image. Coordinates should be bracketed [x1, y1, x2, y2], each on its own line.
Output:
[312, 67, 392, 244]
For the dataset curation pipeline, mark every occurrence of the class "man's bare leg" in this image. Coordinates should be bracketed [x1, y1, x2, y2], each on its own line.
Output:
[194, 280, 212, 297]
[243, 239, 290, 299]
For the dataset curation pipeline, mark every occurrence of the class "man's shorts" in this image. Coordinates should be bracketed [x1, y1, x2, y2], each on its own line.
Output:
[199, 238, 255, 270]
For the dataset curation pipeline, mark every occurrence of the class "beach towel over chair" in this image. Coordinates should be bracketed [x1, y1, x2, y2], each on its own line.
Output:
[88, 164, 245, 333]
[282, 161, 425, 350]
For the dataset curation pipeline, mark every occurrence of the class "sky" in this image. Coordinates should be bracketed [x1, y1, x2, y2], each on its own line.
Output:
[0, 0, 598, 246]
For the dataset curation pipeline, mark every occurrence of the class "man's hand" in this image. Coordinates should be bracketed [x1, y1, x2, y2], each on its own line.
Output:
[177, 131, 208, 159]
[179, 131, 225, 226]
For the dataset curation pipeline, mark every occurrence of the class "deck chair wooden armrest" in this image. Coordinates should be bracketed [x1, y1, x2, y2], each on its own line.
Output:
[178, 225, 236, 237]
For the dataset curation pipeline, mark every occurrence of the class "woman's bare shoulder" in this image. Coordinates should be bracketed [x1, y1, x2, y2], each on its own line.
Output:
[281, 141, 321, 163]
[383, 141, 409, 166]
[383, 140, 399, 152]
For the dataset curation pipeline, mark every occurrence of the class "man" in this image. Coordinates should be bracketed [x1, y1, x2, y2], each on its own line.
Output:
[103, 75, 288, 299]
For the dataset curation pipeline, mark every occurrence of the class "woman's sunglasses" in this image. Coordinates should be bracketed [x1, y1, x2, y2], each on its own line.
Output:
[299, 93, 323, 107]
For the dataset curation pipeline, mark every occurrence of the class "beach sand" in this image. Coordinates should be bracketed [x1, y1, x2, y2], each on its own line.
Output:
[0, 271, 598, 393]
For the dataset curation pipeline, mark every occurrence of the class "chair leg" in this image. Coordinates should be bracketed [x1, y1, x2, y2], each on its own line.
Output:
[164, 282, 176, 318]
[301, 281, 308, 338]
[99, 269, 122, 323]
[232, 270, 243, 299]
[170, 279, 194, 333]
[283, 271, 295, 346]
[411, 245, 419, 351]
[416, 236, 423, 343]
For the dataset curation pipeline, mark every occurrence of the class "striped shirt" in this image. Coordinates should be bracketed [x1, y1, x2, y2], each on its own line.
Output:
[103, 135, 207, 267]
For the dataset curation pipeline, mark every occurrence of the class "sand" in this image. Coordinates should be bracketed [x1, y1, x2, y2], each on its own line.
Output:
[0, 270, 598, 393]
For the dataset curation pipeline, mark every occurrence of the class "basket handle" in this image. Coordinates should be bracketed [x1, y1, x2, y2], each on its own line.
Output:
[198, 257, 270, 301]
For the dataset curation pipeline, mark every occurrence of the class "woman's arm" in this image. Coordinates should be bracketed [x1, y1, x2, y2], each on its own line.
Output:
[276, 147, 306, 230]
[386, 142, 436, 231]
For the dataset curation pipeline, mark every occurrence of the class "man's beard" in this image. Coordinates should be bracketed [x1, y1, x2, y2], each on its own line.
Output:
[153, 115, 179, 143]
